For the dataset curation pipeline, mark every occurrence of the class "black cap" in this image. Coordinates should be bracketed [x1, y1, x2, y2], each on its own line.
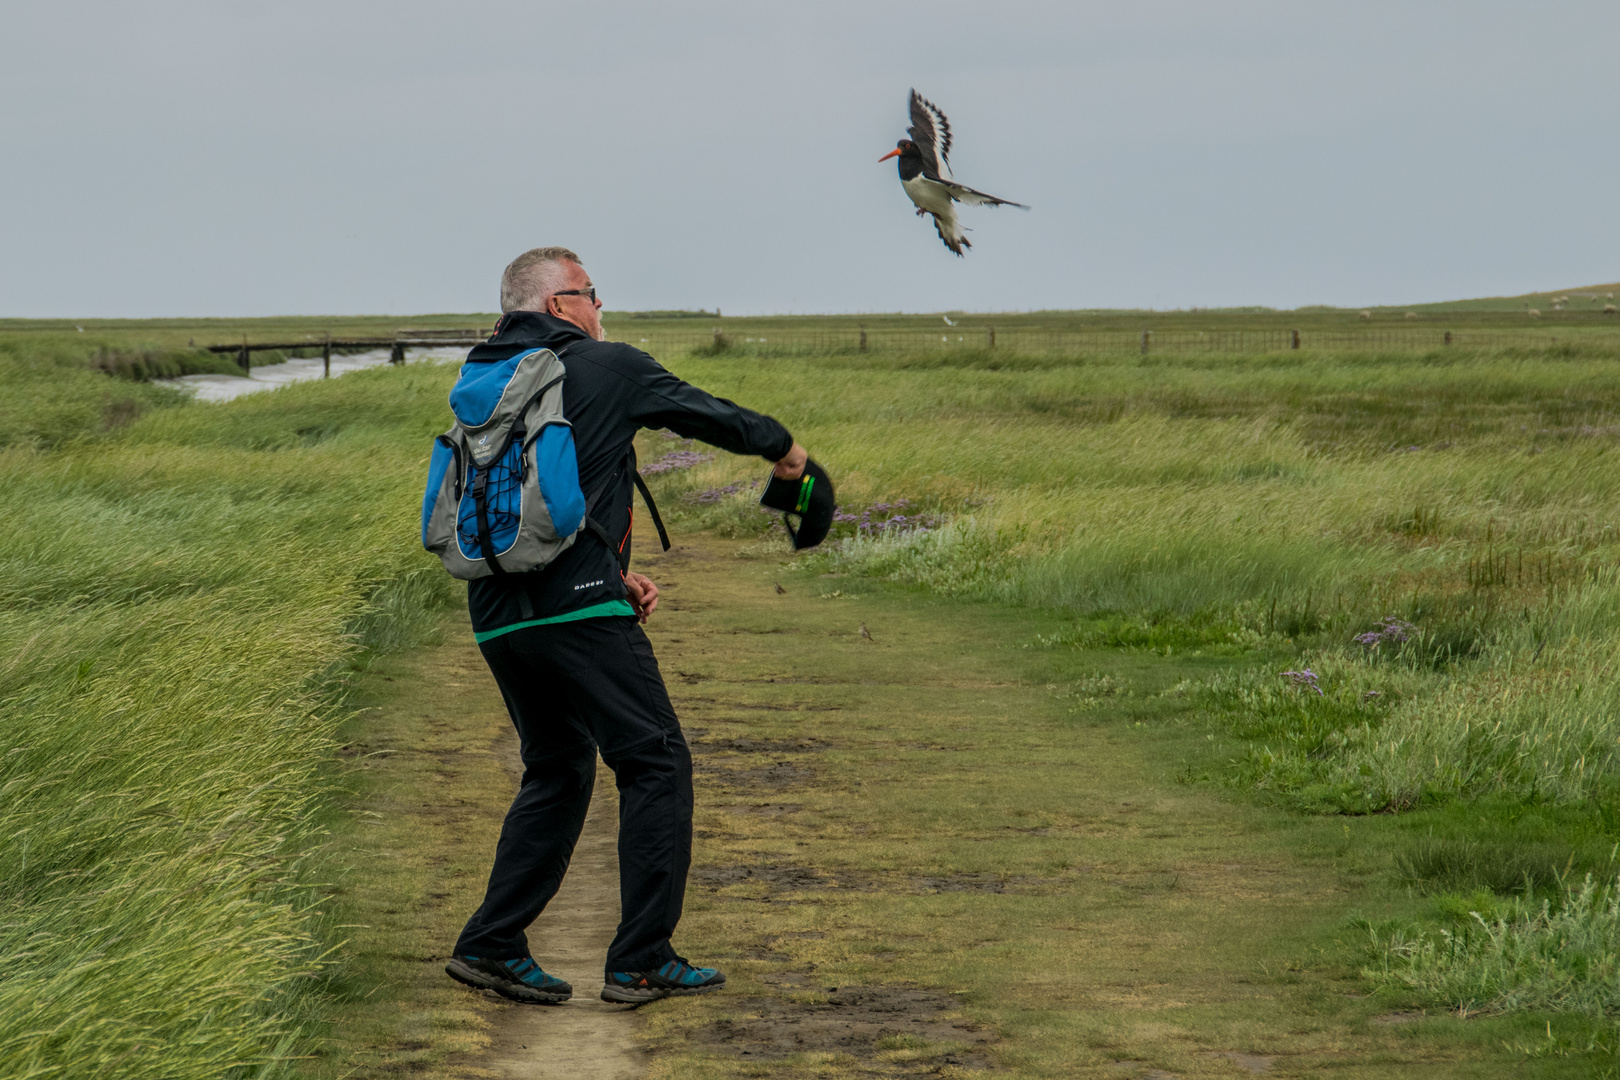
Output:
[759, 459, 835, 549]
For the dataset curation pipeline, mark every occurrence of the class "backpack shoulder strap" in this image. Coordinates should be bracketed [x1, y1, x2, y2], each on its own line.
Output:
[581, 450, 672, 570]
[631, 469, 671, 552]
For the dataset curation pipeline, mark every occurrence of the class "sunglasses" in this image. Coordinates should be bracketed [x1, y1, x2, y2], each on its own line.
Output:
[552, 286, 598, 303]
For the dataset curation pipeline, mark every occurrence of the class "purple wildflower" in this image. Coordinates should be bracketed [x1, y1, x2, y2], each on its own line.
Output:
[1353, 616, 1417, 648]
[641, 450, 713, 475]
[1280, 669, 1324, 696]
[849, 499, 944, 536]
[682, 484, 741, 504]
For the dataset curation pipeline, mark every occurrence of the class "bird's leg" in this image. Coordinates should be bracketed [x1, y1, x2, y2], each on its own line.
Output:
[915, 207, 927, 217]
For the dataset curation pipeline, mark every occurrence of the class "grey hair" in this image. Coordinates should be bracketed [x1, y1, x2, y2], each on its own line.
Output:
[500, 246, 582, 313]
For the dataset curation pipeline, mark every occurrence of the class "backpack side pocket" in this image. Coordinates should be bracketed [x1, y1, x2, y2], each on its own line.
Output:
[530, 423, 586, 538]
[422, 436, 458, 552]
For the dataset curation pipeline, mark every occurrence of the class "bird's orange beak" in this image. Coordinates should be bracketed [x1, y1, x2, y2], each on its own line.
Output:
[878, 148, 901, 162]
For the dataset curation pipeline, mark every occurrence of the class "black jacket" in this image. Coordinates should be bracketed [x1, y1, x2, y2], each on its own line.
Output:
[463, 311, 794, 634]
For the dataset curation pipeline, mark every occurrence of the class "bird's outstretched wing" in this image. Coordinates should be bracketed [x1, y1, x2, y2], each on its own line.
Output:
[907, 89, 953, 181]
[942, 179, 1029, 209]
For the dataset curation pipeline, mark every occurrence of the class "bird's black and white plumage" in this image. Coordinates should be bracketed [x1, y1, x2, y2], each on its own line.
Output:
[880, 89, 1028, 255]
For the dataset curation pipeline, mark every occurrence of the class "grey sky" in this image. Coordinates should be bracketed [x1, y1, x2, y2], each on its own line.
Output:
[2, 2, 1615, 317]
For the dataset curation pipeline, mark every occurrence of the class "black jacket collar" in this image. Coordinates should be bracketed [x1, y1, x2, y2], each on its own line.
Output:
[467, 310, 590, 361]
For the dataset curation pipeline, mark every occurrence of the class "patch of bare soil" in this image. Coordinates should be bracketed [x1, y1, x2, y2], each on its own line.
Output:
[1205, 1050, 1275, 1072]
[691, 735, 833, 754]
[703, 760, 817, 789]
[727, 802, 804, 817]
[684, 986, 995, 1075]
[692, 863, 872, 891]
[1371, 1010, 1426, 1025]
[908, 873, 1050, 894]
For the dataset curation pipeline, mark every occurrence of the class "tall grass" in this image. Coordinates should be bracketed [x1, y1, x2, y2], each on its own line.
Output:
[638, 340, 1620, 1039]
[0, 334, 242, 449]
[645, 343, 1620, 812]
[13, 329, 1620, 1068]
[1366, 875, 1620, 1021]
[0, 360, 456, 1078]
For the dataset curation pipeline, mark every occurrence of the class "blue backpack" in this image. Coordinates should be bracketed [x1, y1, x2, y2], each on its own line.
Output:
[421, 346, 667, 584]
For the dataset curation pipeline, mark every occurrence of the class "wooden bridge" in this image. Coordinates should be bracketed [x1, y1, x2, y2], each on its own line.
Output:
[205, 328, 489, 375]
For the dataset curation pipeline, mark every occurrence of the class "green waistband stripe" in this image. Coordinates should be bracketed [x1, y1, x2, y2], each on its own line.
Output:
[796, 475, 815, 513]
[473, 599, 637, 643]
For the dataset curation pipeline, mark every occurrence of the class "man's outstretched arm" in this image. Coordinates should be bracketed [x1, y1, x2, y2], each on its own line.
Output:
[619, 349, 799, 465]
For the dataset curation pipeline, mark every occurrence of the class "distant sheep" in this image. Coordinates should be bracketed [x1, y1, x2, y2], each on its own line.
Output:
[1606, 304, 1618, 316]
[1404, 311, 1418, 320]
[1528, 309, 1542, 319]
[1358, 310, 1372, 320]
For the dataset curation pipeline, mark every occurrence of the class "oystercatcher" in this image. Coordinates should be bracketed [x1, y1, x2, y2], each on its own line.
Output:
[880, 89, 1028, 256]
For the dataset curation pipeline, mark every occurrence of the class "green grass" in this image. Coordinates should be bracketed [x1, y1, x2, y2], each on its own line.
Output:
[630, 337, 1620, 1057]
[637, 342, 1620, 810]
[0, 361, 456, 1078]
[10, 316, 1620, 1073]
[1365, 873, 1620, 1026]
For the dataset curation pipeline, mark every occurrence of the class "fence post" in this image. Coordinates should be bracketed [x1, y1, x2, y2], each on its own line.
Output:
[390, 342, 405, 365]
[859, 324, 867, 353]
[713, 327, 723, 350]
[239, 335, 250, 373]
[1290, 328, 1301, 350]
[1444, 331, 1452, 346]
[987, 325, 996, 349]
[323, 333, 331, 378]
[1140, 330, 1151, 355]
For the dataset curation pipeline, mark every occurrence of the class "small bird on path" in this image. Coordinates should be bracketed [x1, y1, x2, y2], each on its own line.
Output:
[880, 89, 1028, 256]
[774, 582, 786, 594]
[859, 622, 874, 643]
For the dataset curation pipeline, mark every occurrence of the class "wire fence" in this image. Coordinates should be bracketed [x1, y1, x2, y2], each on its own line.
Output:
[606, 326, 1620, 357]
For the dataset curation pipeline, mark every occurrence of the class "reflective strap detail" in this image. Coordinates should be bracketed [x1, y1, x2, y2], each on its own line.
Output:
[472, 599, 637, 643]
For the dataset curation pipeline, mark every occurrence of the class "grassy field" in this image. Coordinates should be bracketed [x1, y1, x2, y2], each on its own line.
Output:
[8, 295, 1620, 383]
[0, 354, 457, 1078]
[631, 334, 1620, 1070]
[6, 316, 1620, 1075]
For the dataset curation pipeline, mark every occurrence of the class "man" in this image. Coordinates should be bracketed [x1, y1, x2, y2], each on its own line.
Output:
[444, 247, 808, 1005]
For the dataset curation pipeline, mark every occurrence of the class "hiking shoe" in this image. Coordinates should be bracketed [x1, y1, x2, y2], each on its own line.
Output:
[601, 959, 726, 1003]
[446, 955, 572, 1004]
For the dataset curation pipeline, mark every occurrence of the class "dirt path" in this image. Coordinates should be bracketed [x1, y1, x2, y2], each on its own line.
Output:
[341, 534, 1542, 1077]
[478, 746, 642, 1079]
[332, 601, 646, 1079]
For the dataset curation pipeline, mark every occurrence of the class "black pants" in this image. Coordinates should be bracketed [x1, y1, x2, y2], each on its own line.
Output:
[453, 615, 693, 975]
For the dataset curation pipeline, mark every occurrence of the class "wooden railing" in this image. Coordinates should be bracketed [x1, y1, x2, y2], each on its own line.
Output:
[203, 329, 490, 374]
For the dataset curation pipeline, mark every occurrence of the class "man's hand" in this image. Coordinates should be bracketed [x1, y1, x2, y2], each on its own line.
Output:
[773, 442, 808, 480]
[624, 572, 660, 623]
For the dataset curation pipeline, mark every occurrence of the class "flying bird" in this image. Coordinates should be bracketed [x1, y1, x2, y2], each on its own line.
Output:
[880, 89, 1028, 256]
